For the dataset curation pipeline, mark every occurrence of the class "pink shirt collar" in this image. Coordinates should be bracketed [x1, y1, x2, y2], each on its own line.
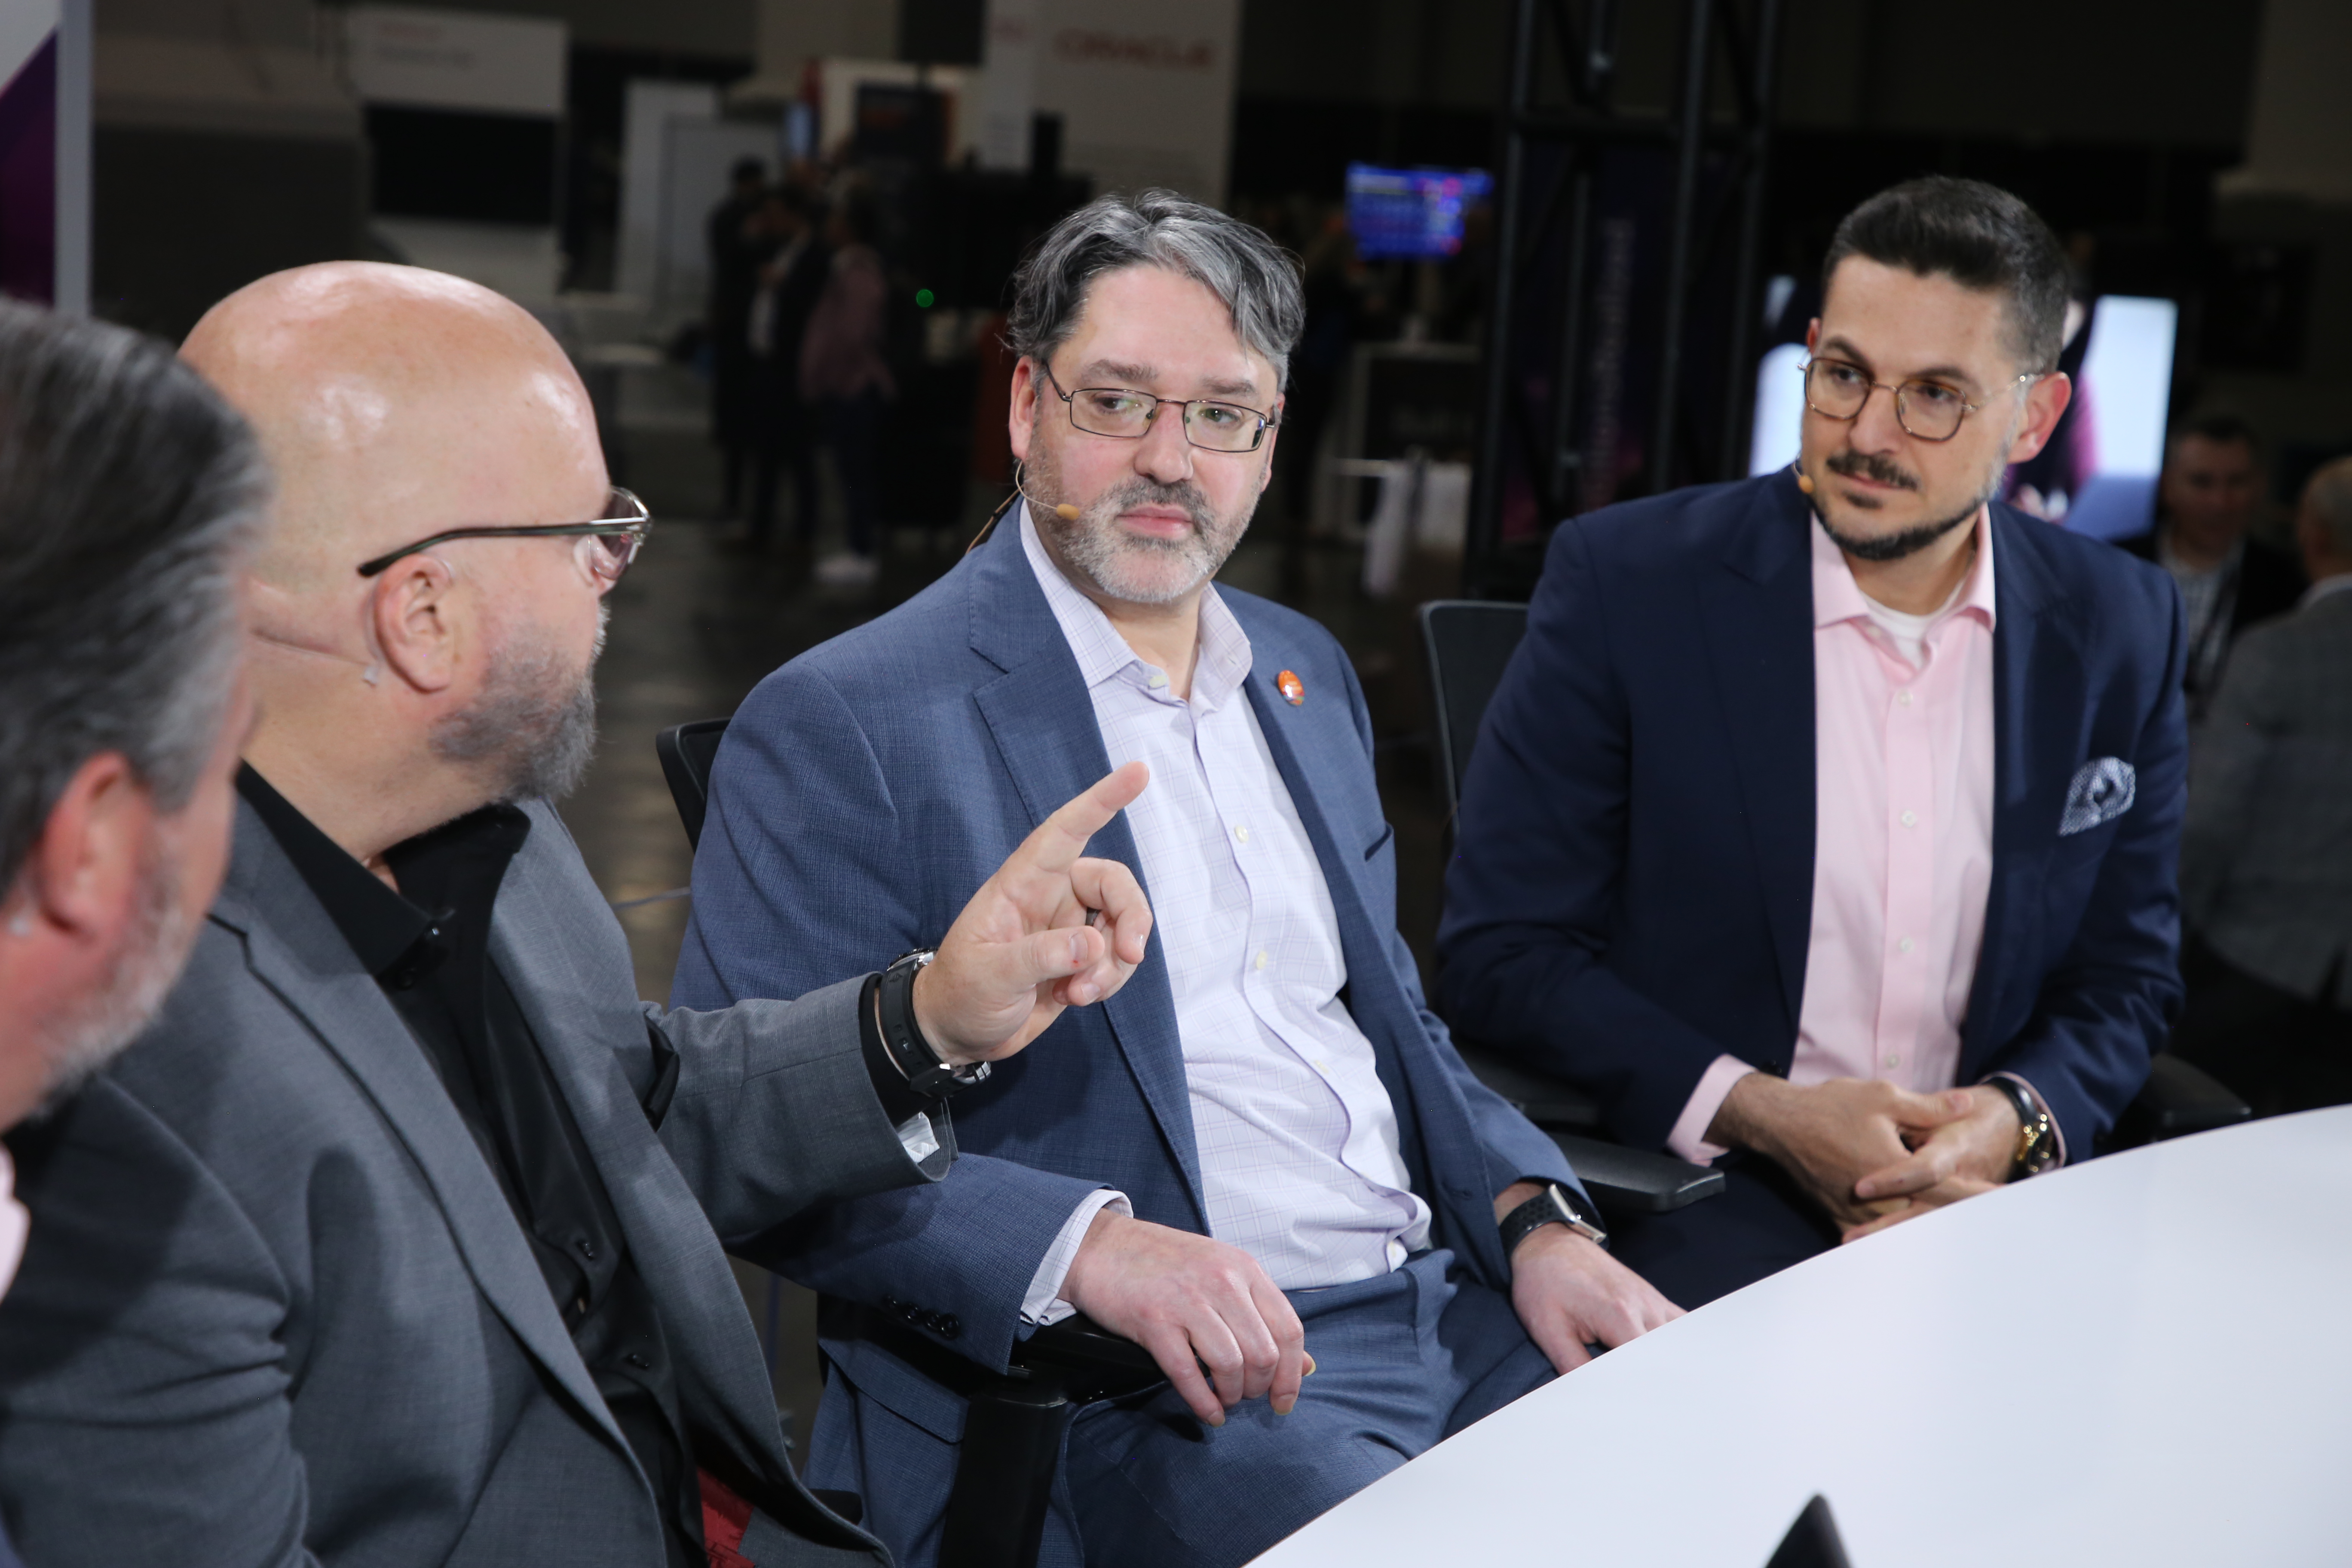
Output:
[1809, 504, 1998, 635]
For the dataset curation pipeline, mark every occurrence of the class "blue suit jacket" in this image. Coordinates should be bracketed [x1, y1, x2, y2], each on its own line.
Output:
[673, 515, 1574, 1410]
[1436, 470, 2187, 1159]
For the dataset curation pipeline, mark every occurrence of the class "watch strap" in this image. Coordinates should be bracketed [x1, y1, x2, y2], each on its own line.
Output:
[1499, 1182, 1607, 1262]
[877, 949, 991, 1099]
[1983, 1075, 2055, 1181]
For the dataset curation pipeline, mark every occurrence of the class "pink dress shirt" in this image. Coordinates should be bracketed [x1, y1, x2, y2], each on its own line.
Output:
[1669, 507, 2032, 1163]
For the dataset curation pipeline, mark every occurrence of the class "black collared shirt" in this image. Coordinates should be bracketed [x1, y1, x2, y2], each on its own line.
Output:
[238, 767, 705, 1568]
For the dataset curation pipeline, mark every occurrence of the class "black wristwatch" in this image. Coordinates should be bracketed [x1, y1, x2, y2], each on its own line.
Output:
[1499, 1182, 1608, 1264]
[1983, 1076, 2057, 1181]
[876, 949, 991, 1099]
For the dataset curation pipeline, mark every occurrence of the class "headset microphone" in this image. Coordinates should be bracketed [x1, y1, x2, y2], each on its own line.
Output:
[1796, 469, 1816, 495]
[1016, 462, 1081, 521]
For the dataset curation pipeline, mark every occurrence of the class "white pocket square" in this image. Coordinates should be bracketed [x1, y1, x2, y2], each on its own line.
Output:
[2060, 756, 2136, 836]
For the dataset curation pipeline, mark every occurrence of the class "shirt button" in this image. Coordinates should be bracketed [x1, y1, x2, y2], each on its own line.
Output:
[1255, 950, 1268, 971]
[1884, 1053, 1902, 1069]
[1898, 937, 1916, 954]
[1900, 809, 1919, 828]
[1147, 670, 1168, 689]
[1898, 689, 1914, 706]
[1234, 824, 1250, 844]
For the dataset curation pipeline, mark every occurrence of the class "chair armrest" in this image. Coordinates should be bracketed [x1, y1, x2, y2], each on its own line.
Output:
[1454, 1040, 1604, 1131]
[1014, 1314, 1164, 1402]
[1550, 1132, 1725, 1219]
[2108, 1053, 2252, 1149]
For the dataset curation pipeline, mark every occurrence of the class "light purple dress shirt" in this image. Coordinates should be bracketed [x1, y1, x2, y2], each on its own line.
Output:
[1016, 507, 1429, 1323]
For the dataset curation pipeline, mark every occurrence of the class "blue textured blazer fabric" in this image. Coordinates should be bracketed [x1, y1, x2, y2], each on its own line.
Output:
[672, 515, 1579, 1465]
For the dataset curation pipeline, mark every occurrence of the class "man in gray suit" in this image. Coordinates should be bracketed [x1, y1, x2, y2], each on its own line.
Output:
[0, 264, 1152, 1568]
[0, 302, 268, 1568]
[2174, 455, 2352, 1112]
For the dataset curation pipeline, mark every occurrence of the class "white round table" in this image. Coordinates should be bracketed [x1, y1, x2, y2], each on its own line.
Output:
[1252, 1108, 2352, 1566]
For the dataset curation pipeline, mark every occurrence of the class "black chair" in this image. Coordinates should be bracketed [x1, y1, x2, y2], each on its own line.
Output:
[1415, 599, 2253, 1155]
[654, 720, 1162, 1568]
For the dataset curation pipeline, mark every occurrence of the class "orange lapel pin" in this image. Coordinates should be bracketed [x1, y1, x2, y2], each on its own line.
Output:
[1276, 669, 1305, 706]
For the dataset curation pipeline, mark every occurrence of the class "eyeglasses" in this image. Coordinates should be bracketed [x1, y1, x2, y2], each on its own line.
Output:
[355, 488, 651, 583]
[1039, 366, 1277, 454]
[1802, 358, 2039, 444]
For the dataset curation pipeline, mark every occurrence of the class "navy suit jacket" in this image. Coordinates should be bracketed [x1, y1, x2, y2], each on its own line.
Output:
[1436, 470, 2187, 1159]
[673, 514, 1576, 1396]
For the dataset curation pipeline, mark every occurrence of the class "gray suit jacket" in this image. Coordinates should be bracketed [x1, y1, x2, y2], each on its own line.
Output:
[2183, 588, 2352, 1004]
[0, 797, 947, 1566]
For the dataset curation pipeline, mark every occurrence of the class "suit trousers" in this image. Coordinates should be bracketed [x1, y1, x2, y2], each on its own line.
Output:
[1060, 1248, 1552, 1568]
[1607, 1153, 1840, 1311]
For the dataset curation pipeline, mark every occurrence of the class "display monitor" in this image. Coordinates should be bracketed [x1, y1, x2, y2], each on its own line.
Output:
[1748, 291, 2179, 541]
[1346, 164, 1493, 260]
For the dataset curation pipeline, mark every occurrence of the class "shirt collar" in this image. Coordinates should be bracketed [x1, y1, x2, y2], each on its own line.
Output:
[1810, 503, 1998, 632]
[1017, 502, 1253, 707]
[239, 765, 435, 975]
[236, 766, 531, 981]
[0, 1148, 25, 1306]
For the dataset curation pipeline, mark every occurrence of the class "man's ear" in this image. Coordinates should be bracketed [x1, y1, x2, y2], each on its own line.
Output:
[369, 555, 465, 695]
[2005, 371, 2074, 466]
[1258, 394, 1284, 494]
[1008, 356, 1038, 464]
[1804, 317, 1821, 353]
[18, 752, 150, 943]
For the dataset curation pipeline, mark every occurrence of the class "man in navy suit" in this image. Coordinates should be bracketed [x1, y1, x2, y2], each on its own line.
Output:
[675, 191, 1680, 1568]
[1439, 178, 2186, 1310]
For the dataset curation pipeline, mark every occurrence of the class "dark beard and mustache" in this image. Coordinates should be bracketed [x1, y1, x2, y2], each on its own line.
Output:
[430, 614, 603, 803]
[1814, 447, 1994, 563]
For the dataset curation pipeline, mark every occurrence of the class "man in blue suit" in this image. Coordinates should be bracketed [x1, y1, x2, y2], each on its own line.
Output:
[675, 191, 1681, 1568]
[1439, 178, 2186, 1310]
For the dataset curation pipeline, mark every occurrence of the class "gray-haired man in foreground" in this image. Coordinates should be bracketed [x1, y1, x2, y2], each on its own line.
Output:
[0, 264, 1153, 1568]
[0, 301, 267, 1568]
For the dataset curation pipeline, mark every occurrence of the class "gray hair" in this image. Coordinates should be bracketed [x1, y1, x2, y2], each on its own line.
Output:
[1006, 190, 1305, 392]
[2304, 455, 2352, 558]
[0, 301, 269, 891]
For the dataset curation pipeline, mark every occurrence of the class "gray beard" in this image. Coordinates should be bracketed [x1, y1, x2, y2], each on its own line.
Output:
[431, 623, 602, 803]
[34, 848, 195, 1116]
[1029, 464, 1250, 607]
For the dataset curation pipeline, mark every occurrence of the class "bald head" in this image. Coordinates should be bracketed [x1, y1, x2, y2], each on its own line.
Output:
[2298, 456, 2352, 576]
[186, 263, 618, 866]
[183, 263, 606, 604]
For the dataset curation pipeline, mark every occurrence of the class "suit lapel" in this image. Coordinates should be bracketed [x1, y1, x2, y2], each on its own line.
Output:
[966, 524, 1207, 1219]
[484, 835, 790, 1483]
[1963, 508, 2082, 1066]
[210, 807, 625, 1449]
[1238, 666, 1431, 1182]
[1696, 479, 1818, 1040]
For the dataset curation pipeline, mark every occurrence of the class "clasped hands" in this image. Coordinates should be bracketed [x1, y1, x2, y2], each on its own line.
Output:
[1710, 1072, 2022, 1243]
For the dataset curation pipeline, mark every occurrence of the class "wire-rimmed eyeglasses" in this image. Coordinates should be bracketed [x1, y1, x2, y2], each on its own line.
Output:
[355, 487, 651, 582]
[1802, 357, 2039, 443]
[1040, 366, 1277, 454]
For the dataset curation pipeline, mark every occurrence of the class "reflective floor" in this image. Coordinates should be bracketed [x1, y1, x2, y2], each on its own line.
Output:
[560, 425, 1458, 1457]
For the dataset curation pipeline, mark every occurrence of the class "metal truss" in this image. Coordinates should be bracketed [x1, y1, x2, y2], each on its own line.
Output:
[1465, 0, 1786, 596]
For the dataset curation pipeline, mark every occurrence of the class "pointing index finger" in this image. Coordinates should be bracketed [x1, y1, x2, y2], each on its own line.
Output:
[1014, 763, 1150, 878]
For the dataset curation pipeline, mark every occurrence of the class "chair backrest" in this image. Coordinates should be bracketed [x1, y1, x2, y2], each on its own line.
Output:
[1417, 599, 1530, 817]
[654, 717, 733, 851]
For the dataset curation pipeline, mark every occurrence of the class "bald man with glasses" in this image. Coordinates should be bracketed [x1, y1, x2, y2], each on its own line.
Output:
[0, 262, 1157, 1568]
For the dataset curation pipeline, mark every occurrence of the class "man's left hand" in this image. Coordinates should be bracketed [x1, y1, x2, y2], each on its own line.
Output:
[1840, 1084, 2018, 1242]
[1498, 1185, 1683, 1374]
